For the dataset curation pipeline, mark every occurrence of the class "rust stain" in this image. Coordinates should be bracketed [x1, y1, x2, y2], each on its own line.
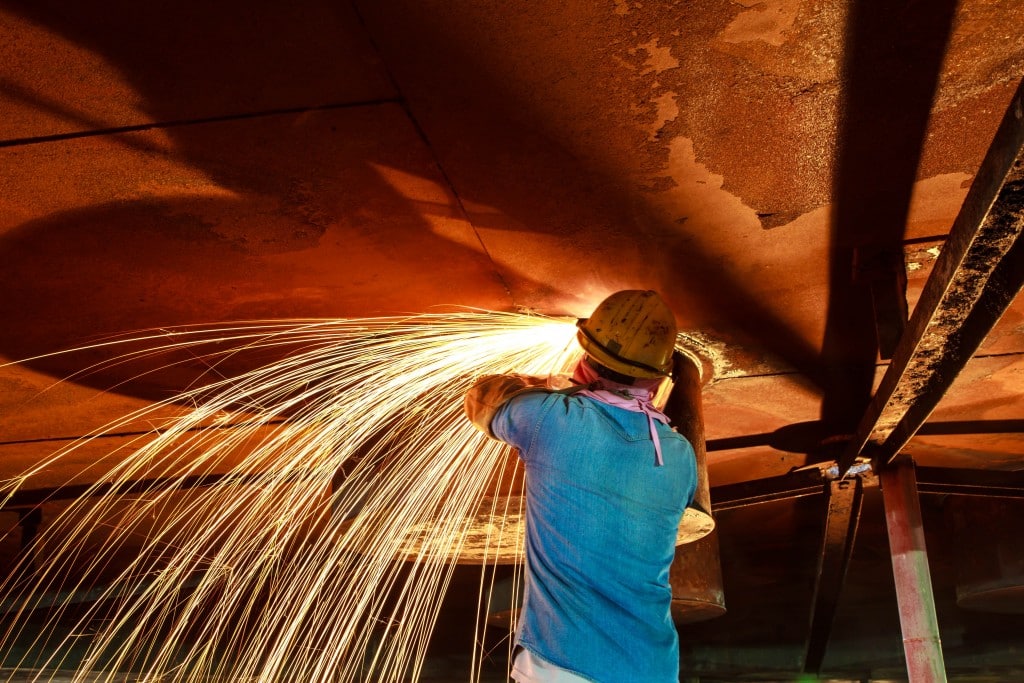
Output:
[719, 0, 800, 47]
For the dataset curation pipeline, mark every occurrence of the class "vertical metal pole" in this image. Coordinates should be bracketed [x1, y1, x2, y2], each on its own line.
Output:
[665, 353, 722, 622]
[880, 460, 947, 682]
[663, 355, 711, 526]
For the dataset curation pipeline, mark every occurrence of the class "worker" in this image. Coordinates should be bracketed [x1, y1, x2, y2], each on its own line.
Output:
[464, 290, 698, 683]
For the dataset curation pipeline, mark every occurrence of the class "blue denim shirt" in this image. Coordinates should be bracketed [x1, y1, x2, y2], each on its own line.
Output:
[491, 390, 697, 683]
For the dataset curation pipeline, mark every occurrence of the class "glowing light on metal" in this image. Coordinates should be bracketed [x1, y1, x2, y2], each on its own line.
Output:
[0, 312, 580, 683]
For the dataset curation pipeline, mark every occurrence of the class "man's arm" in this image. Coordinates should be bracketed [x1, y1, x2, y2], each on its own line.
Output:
[464, 374, 550, 438]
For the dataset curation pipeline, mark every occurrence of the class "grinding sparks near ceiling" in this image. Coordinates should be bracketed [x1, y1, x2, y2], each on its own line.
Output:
[0, 312, 582, 683]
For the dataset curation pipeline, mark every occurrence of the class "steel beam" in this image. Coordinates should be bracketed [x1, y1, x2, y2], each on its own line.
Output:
[803, 477, 864, 674]
[881, 460, 947, 682]
[915, 466, 1024, 499]
[710, 469, 826, 512]
[839, 79, 1024, 473]
[856, 245, 910, 360]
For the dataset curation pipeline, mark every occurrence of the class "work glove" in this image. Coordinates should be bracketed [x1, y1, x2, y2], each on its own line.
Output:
[464, 374, 550, 438]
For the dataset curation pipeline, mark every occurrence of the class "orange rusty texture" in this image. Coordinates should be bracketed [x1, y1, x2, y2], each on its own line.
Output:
[1, 0, 1024, 678]
[0, 1, 396, 138]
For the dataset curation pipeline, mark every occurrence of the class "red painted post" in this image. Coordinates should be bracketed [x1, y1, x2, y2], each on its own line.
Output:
[880, 460, 947, 682]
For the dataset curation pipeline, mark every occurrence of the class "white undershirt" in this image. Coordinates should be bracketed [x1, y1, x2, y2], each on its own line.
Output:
[512, 648, 594, 683]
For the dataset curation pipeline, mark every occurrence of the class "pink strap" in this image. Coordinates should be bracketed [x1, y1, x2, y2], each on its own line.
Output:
[572, 360, 671, 466]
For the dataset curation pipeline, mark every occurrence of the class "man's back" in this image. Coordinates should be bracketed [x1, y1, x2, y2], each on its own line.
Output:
[491, 390, 697, 683]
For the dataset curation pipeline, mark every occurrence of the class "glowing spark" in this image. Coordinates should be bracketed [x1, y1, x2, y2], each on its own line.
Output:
[0, 312, 580, 683]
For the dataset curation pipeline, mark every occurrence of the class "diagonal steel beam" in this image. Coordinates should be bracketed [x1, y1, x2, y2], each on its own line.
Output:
[803, 477, 864, 674]
[839, 79, 1024, 473]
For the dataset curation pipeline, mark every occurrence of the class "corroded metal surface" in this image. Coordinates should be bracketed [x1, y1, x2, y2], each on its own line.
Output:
[670, 528, 727, 625]
[1, 0, 1024, 677]
[664, 354, 715, 543]
[948, 496, 1024, 614]
[843, 81, 1024, 471]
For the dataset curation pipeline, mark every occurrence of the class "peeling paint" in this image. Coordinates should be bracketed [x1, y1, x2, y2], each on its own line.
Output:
[719, 0, 799, 46]
[649, 91, 679, 140]
[906, 172, 975, 238]
[637, 38, 679, 74]
[657, 136, 760, 233]
[905, 242, 945, 274]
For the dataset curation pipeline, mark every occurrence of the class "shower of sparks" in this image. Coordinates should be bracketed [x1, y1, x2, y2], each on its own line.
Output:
[0, 312, 583, 683]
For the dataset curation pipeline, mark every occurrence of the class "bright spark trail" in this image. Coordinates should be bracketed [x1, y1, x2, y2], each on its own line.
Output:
[0, 312, 583, 683]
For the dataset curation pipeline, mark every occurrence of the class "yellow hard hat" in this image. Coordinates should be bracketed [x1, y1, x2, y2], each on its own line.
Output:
[576, 290, 678, 379]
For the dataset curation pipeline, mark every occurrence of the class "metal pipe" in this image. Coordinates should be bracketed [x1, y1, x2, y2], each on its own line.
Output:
[880, 460, 947, 682]
[663, 353, 714, 543]
[670, 528, 726, 624]
[666, 353, 724, 622]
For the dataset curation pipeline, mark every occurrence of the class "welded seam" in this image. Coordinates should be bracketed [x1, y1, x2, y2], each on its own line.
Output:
[393, 98, 518, 309]
[0, 98, 403, 149]
[347, 0, 517, 310]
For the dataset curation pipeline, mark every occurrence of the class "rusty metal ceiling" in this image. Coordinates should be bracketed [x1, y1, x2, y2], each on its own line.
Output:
[1, 0, 1023, 680]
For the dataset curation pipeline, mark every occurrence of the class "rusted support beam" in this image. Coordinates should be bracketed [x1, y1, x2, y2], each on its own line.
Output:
[803, 477, 864, 674]
[839, 80, 1024, 474]
[855, 245, 910, 360]
[710, 469, 826, 512]
[916, 466, 1024, 499]
[881, 460, 947, 682]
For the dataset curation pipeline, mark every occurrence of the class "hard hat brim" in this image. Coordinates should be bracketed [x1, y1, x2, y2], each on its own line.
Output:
[576, 320, 672, 379]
